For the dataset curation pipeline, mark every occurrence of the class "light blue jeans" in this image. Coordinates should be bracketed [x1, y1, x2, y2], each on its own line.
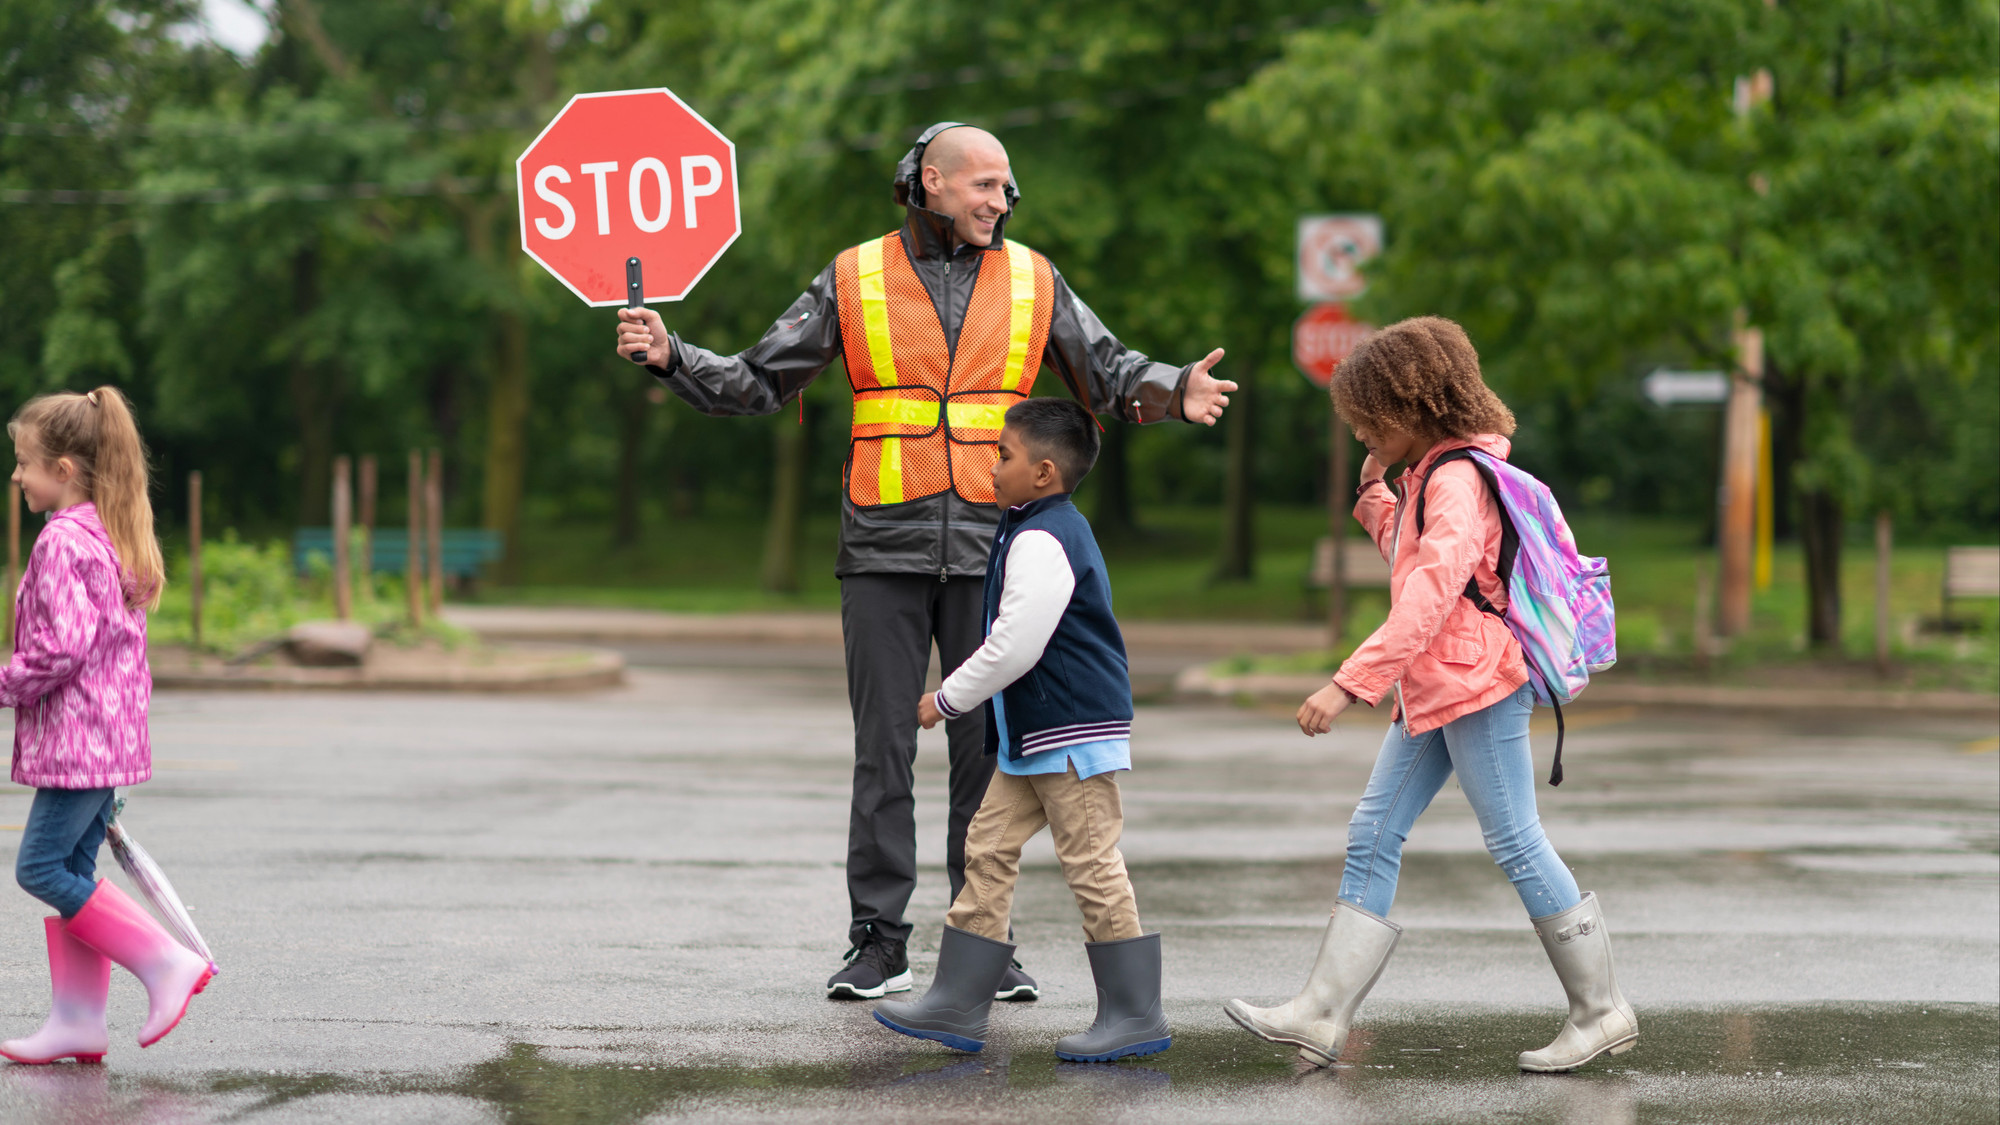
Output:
[1339, 683, 1581, 919]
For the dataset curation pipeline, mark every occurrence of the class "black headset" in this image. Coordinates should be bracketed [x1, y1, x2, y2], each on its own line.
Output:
[893, 121, 1020, 210]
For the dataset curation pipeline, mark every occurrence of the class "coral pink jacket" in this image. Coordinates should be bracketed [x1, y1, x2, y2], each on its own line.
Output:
[1333, 434, 1528, 735]
[0, 503, 152, 789]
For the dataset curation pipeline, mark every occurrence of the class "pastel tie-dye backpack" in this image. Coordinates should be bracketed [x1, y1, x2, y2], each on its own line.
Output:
[1416, 449, 1618, 785]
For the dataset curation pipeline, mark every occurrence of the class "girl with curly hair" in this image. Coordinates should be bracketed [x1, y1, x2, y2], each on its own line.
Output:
[1223, 316, 1636, 1073]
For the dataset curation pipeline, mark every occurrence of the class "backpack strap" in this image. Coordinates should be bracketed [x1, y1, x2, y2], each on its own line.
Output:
[1412, 448, 1518, 619]
[1417, 448, 1562, 785]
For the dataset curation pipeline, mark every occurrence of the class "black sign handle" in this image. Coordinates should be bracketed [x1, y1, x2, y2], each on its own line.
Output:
[625, 257, 648, 363]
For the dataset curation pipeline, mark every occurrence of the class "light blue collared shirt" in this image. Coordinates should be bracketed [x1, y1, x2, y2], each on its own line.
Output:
[992, 690, 1131, 778]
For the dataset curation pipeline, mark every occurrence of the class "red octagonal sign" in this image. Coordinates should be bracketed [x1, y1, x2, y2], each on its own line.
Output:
[1293, 302, 1374, 389]
[517, 88, 739, 306]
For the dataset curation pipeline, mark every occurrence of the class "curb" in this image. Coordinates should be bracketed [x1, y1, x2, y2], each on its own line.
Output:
[1171, 667, 2000, 716]
[152, 643, 625, 693]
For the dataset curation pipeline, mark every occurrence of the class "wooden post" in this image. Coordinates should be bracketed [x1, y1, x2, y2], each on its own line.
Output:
[357, 454, 377, 600]
[1328, 410, 1351, 648]
[425, 448, 444, 613]
[1692, 562, 1715, 675]
[1754, 408, 1774, 592]
[188, 471, 203, 650]
[406, 450, 424, 628]
[331, 455, 352, 621]
[1874, 511, 1893, 677]
[1718, 317, 1762, 636]
[5, 479, 18, 645]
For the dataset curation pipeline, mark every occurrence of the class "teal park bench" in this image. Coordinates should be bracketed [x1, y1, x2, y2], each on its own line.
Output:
[293, 527, 504, 584]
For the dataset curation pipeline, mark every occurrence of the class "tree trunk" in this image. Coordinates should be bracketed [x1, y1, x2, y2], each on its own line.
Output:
[760, 415, 806, 593]
[613, 381, 648, 549]
[482, 308, 530, 582]
[1799, 484, 1843, 649]
[289, 245, 336, 524]
[1214, 360, 1255, 581]
[1092, 421, 1137, 540]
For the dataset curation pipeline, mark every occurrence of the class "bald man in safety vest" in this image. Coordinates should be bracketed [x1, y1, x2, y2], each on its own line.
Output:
[616, 123, 1233, 1001]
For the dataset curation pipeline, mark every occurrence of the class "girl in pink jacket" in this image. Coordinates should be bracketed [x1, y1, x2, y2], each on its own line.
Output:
[0, 388, 211, 1066]
[1225, 318, 1636, 1074]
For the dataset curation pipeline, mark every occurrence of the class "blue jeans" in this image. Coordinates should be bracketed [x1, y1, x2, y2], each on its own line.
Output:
[1339, 684, 1581, 920]
[16, 788, 116, 918]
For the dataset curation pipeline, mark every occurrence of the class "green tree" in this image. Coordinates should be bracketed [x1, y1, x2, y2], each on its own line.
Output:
[1221, 0, 1999, 646]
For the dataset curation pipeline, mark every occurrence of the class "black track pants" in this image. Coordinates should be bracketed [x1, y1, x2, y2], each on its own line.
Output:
[840, 574, 992, 947]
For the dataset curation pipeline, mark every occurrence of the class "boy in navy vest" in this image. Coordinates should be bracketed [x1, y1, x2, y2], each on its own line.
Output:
[872, 398, 1170, 1062]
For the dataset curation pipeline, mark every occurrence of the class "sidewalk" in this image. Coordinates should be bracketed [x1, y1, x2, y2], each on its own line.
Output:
[441, 605, 2000, 715]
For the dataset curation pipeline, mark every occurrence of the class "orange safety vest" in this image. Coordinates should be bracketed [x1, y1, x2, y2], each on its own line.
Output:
[833, 233, 1055, 508]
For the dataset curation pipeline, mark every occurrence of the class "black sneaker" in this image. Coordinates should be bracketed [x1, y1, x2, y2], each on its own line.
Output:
[826, 931, 912, 1000]
[994, 958, 1039, 1001]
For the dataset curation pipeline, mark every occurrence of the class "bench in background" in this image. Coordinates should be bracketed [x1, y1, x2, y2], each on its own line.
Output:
[293, 527, 503, 581]
[1303, 535, 1392, 613]
[1943, 545, 2000, 629]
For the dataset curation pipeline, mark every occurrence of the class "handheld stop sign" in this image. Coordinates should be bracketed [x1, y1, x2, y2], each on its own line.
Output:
[516, 87, 740, 360]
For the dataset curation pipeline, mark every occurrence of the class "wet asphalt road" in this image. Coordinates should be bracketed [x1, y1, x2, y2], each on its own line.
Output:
[0, 656, 1992, 1124]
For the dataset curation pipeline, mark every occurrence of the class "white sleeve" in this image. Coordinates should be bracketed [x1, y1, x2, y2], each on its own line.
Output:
[935, 530, 1075, 717]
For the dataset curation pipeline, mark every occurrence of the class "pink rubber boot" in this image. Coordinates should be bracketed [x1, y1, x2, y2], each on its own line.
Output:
[0, 918, 111, 1065]
[64, 882, 212, 1048]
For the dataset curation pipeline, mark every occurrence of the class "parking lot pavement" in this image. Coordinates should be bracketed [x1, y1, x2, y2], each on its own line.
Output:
[0, 665, 1990, 1123]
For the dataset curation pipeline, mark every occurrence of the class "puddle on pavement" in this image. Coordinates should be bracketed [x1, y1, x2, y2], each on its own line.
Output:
[3, 1004, 1989, 1124]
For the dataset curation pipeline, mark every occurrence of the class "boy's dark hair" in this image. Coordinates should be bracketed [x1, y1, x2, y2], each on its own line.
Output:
[1003, 397, 1099, 490]
[1330, 315, 1516, 441]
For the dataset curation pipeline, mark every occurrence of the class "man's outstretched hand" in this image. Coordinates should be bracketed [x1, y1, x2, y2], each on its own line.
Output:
[1181, 348, 1235, 426]
[616, 307, 670, 368]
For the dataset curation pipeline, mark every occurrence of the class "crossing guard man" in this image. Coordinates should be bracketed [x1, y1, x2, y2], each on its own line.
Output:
[615, 123, 1233, 1000]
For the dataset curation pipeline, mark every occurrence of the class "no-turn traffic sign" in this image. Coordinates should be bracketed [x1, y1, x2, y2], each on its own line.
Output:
[516, 88, 739, 306]
[1293, 302, 1374, 389]
[1296, 214, 1382, 302]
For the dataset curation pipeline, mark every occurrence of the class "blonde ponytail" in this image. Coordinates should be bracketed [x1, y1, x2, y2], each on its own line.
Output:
[7, 386, 164, 609]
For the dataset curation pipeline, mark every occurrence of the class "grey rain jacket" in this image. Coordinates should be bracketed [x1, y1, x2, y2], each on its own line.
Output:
[649, 182, 1195, 579]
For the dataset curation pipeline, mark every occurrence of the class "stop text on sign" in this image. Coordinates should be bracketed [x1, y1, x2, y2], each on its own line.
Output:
[516, 88, 740, 306]
[530, 155, 726, 239]
[1293, 302, 1374, 389]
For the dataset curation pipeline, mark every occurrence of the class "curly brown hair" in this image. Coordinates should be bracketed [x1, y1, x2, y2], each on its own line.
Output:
[1329, 316, 1515, 441]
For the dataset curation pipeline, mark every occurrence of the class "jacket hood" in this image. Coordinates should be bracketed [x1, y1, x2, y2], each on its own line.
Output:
[894, 121, 1017, 259]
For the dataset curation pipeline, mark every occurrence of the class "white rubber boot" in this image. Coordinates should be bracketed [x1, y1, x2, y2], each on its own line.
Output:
[1518, 891, 1638, 1072]
[1223, 902, 1400, 1066]
[0, 918, 110, 1065]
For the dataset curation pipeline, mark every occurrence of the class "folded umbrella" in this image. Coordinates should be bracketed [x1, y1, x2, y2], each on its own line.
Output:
[104, 799, 217, 972]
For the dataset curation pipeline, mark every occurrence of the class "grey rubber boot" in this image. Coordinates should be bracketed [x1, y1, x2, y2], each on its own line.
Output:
[1223, 901, 1400, 1066]
[1518, 891, 1638, 1072]
[872, 926, 1016, 1053]
[1055, 932, 1172, 1062]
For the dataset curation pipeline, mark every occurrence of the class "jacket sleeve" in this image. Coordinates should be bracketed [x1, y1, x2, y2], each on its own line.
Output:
[1355, 482, 1397, 563]
[0, 534, 102, 708]
[934, 531, 1075, 717]
[1333, 464, 1490, 706]
[647, 261, 844, 417]
[1042, 264, 1191, 425]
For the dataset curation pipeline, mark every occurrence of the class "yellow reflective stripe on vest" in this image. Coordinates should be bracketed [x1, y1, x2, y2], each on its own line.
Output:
[946, 403, 1008, 431]
[854, 397, 940, 429]
[877, 437, 903, 504]
[856, 237, 898, 386]
[1001, 241, 1035, 391]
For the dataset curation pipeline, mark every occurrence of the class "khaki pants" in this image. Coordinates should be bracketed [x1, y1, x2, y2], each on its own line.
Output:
[945, 762, 1142, 944]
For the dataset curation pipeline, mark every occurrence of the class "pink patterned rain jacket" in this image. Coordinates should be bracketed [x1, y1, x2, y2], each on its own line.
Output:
[0, 503, 152, 788]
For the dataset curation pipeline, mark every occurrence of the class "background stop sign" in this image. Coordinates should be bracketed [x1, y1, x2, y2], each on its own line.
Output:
[516, 88, 739, 306]
[1293, 302, 1374, 388]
